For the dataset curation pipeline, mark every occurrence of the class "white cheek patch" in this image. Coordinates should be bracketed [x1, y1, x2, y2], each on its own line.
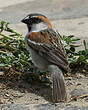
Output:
[31, 22, 48, 32]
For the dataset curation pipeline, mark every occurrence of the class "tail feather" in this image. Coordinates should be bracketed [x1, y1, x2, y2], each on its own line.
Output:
[48, 65, 67, 102]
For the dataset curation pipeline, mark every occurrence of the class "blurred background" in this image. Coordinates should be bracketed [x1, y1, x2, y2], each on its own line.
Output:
[0, 0, 88, 46]
[0, 0, 88, 23]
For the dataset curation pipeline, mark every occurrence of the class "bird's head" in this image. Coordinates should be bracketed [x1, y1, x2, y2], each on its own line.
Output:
[21, 13, 52, 32]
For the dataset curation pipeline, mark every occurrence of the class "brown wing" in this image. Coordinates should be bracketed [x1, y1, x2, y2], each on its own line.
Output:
[27, 28, 69, 72]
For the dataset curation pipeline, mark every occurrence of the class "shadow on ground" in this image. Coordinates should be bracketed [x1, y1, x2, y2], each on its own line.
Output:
[0, 74, 52, 104]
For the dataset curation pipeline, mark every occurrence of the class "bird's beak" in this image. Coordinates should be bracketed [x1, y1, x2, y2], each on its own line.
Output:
[21, 18, 26, 24]
[21, 16, 30, 24]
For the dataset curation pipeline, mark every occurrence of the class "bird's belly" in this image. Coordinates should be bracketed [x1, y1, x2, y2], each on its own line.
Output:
[29, 48, 49, 70]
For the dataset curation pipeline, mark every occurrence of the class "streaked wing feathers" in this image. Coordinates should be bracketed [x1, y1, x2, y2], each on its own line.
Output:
[27, 29, 69, 72]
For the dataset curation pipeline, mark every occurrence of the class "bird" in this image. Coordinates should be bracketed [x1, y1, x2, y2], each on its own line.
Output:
[21, 13, 70, 102]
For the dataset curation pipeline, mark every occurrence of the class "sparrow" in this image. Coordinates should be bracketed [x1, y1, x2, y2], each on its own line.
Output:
[21, 13, 69, 102]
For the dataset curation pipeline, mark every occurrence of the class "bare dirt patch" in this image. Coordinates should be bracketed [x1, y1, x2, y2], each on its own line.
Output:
[0, 73, 88, 107]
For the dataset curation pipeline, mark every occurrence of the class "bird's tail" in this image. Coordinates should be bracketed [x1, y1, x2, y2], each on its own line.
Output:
[48, 65, 67, 102]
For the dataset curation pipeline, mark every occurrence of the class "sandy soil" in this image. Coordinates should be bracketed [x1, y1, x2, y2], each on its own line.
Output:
[0, 73, 88, 106]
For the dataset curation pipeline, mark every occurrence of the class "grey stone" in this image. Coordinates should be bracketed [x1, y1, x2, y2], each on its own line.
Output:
[65, 106, 88, 110]
[70, 89, 88, 98]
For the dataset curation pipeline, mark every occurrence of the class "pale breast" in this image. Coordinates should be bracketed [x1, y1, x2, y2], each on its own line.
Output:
[24, 33, 49, 70]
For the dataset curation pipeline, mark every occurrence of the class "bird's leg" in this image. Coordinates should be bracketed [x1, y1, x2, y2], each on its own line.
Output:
[48, 65, 67, 103]
[33, 67, 41, 80]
